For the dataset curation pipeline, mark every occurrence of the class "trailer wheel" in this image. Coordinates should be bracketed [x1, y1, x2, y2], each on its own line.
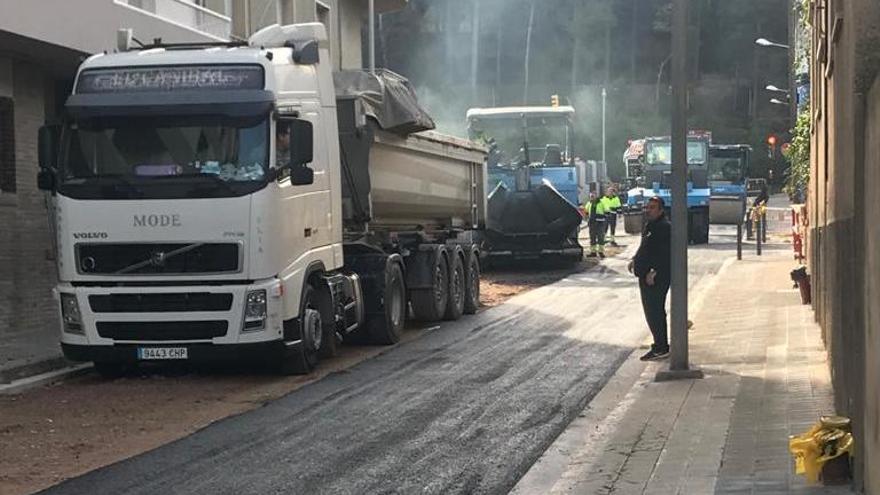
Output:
[463, 251, 480, 315]
[277, 285, 321, 375]
[444, 253, 465, 320]
[366, 259, 406, 345]
[411, 252, 448, 322]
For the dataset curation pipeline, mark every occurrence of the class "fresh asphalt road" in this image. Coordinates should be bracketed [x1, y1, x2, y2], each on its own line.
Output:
[41, 231, 741, 495]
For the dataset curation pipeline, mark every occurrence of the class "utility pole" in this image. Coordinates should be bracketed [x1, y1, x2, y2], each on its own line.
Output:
[602, 87, 607, 164]
[523, 1, 535, 104]
[656, 0, 703, 382]
[368, 0, 376, 73]
[471, 0, 480, 99]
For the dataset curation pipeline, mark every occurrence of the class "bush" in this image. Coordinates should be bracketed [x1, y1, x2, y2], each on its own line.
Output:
[783, 111, 810, 202]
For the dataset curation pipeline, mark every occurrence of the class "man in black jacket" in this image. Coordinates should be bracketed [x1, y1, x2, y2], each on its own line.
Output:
[628, 197, 672, 361]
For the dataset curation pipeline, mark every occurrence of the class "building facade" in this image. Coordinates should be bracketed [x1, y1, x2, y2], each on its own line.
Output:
[0, 0, 405, 376]
[805, 0, 880, 492]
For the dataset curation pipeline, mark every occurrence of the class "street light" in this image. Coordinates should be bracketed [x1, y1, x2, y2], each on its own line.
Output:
[770, 98, 789, 106]
[755, 38, 790, 49]
[766, 84, 790, 93]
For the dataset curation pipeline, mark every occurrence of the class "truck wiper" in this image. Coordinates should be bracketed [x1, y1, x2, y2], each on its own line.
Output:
[87, 174, 144, 197]
[149, 173, 237, 195]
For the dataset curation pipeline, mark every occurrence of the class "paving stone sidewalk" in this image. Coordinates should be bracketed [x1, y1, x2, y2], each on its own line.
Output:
[547, 249, 854, 495]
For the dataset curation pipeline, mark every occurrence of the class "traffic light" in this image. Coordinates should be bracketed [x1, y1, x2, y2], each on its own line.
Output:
[767, 134, 778, 159]
[550, 94, 560, 108]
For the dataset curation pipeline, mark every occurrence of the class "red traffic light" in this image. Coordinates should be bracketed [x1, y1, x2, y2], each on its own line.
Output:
[767, 134, 778, 146]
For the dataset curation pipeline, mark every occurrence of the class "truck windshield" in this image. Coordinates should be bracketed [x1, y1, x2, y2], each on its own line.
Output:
[708, 154, 746, 183]
[645, 141, 707, 166]
[59, 116, 269, 200]
[469, 116, 570, 167]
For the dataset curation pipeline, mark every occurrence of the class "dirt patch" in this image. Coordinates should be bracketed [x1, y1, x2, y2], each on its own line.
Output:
[480, 245, 625, 307]
[0, 337, 427, 495]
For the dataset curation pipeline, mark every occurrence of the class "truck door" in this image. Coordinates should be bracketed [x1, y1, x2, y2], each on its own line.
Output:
[276, 107, 333, 263]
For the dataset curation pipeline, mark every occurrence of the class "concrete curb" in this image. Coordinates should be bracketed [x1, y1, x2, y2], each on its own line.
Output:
[0, 363, 93, 395]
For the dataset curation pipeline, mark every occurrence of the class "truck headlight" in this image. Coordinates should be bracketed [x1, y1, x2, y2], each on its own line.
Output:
[60, 293, 84, 335]
[243, 290, 267, 331]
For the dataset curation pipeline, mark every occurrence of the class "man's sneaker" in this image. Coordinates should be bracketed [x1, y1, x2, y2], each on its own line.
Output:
[587, 252, 598, 258]
[639, 348, 670, 361]
[598, 252, 606, 259]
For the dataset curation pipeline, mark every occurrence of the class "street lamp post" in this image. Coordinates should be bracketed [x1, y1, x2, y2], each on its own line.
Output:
[766, 84, 790, 94]
[368, 0, 376, 73]
[602, 87, 607, 165]
[755, 37, 791, 49]
[756, 37, 796, 123]
[655, 0, 703, 382]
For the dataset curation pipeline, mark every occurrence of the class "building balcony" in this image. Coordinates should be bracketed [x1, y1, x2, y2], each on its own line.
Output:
[117, 0, 232, 40]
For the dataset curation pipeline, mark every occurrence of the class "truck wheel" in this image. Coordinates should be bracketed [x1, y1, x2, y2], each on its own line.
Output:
[463, 251, 480, 315]
[366, 260, 406, 345]
[278, 285, 321, 375]
[444, 254, 465, 320]
[93, 361, 131, 379]
[411, 252, 448, 322]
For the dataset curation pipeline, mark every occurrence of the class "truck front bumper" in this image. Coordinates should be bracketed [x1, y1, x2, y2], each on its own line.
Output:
[55, 278, 290, 364]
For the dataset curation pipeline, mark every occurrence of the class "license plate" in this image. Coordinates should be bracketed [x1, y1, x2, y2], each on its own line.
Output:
[137, 347, 188, 360]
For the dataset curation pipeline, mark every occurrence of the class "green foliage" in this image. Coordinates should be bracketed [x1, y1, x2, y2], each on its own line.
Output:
[783, 111, 810, 198]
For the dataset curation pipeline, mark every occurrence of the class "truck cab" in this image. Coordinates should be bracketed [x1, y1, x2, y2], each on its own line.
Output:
[466, 106, 580, 206]
[625, 131, 712, 244]
[708, 144, 751, 225]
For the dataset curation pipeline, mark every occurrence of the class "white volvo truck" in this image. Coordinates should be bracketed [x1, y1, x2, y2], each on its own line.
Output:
[36, 24, 487, 376]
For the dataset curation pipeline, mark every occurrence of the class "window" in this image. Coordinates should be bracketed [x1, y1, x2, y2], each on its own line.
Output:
[0, 97, 15, 193]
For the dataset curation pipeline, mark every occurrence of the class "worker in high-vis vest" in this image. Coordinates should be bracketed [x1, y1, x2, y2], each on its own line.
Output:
[585, 192, 608, 258]
[602, 187, 623, 246]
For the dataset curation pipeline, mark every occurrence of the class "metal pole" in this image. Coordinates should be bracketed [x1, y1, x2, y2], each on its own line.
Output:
[523, 1, 535, 104]
[471, 0, 480, 98]
[737, 223, 743, 260]
[602, 87, 607, 164]
[368, 0, 376, 73]
[669, 0, 690, 372]
[756, 211, 763, 256]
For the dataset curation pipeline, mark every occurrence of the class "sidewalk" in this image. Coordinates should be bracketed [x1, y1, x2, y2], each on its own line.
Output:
[515, 249, 854, 494]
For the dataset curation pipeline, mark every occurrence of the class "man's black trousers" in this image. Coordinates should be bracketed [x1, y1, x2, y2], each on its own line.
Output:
[639, 278, 670, 352]
[605, 212, 617, 236]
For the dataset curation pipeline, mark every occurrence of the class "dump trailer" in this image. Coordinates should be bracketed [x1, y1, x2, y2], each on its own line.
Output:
[466, 106, 583, 262]
[625, 131, 712, 244]
[708, 144, 750, 225]
[36, 23, 487, 377]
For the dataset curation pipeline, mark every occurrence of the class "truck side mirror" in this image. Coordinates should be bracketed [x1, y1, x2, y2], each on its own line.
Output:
[290, 166, 314, 186]
[288, 119, 313, 166]
[38, 124, 60, 170]
[275, 118, 314, 185]
[37, 169, 56, 191]
[37, 124, 60, 191]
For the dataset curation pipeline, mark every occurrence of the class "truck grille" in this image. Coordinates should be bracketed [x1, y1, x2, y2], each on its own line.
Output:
[76, 243, 240, 275]
[89, 293, 234, 313]
[96, 321, 228, 341]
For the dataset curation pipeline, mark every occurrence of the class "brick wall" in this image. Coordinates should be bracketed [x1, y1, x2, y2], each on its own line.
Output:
[0, 60, 60, 370]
